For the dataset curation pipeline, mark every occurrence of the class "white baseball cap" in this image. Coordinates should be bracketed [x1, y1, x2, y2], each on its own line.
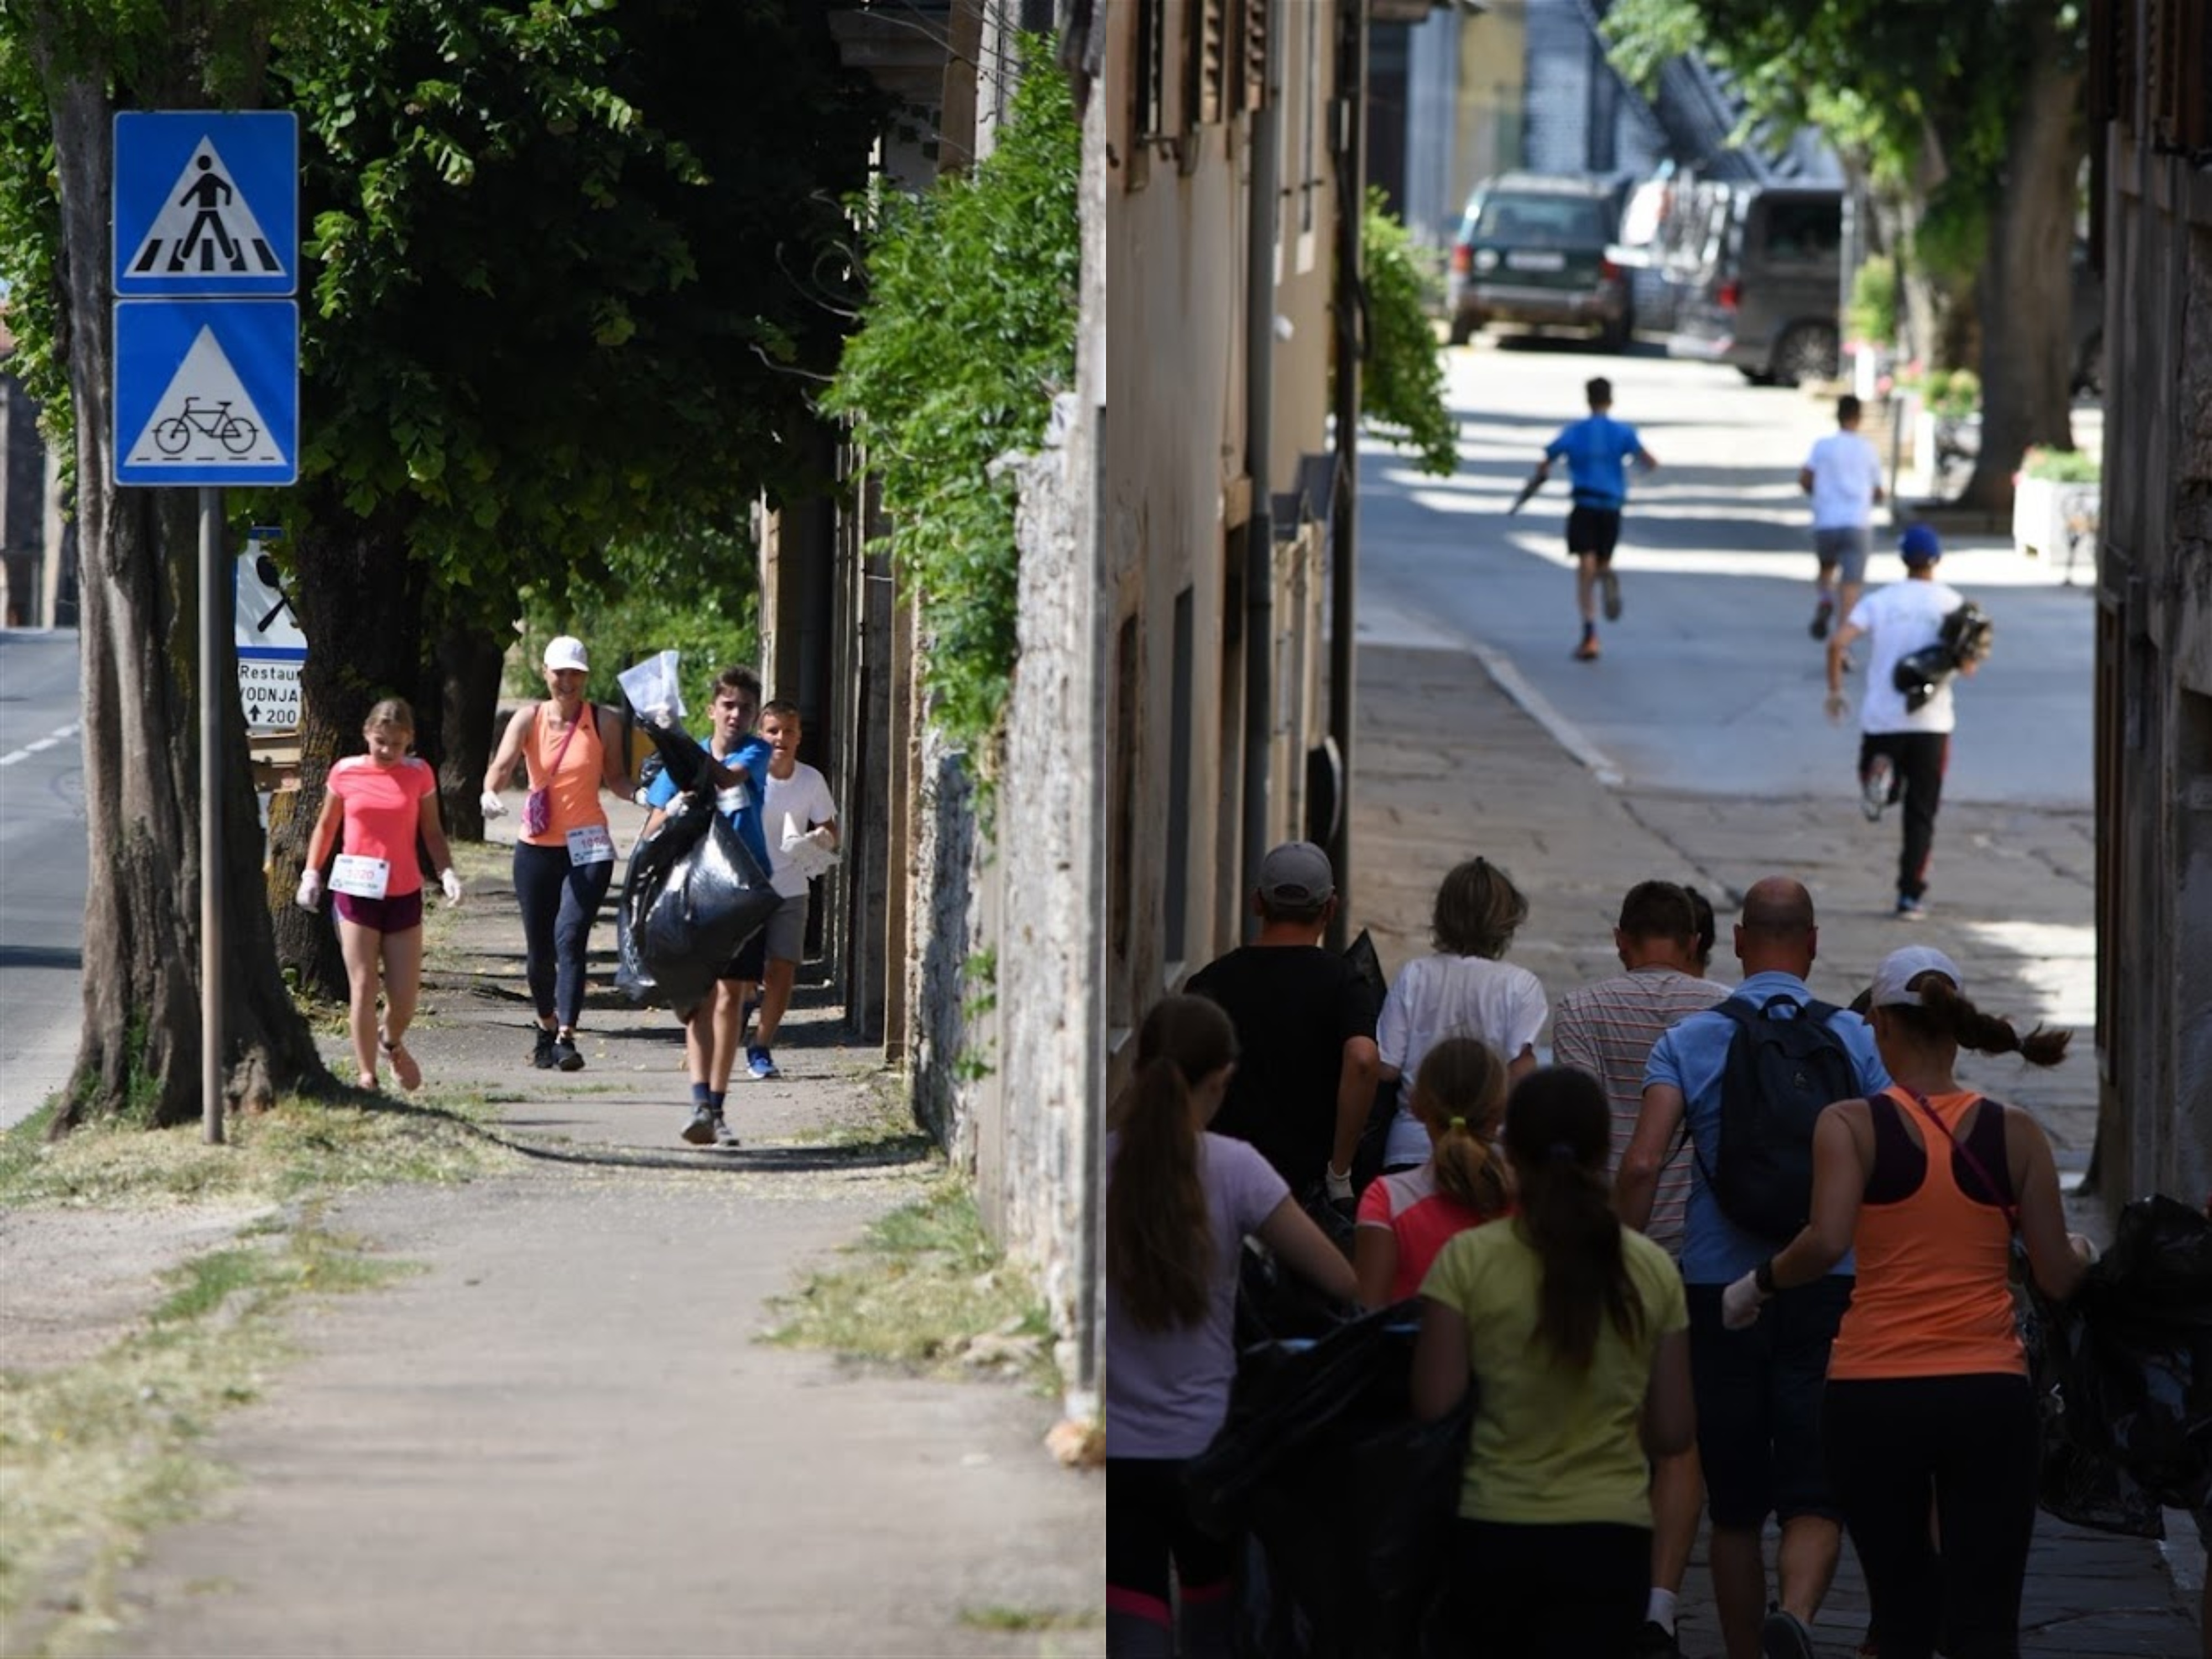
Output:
[544, 635, 589, 673]
[1869, 945, 1963, 1008]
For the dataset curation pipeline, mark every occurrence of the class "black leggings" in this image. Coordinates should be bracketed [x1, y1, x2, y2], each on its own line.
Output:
[1105, 1458, 1230, 1638]
[1859, 730, 1949, 900]
[1435, 1517, 1648, 1657]
[512, 841, 613, 1029]
[1824, 1373, 2038, 1659]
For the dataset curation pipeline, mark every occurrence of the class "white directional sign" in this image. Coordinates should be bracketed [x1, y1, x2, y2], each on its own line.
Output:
[113, 300, 298, 486]
[235, 530, 303, 733]
[113, 113, 297, 297]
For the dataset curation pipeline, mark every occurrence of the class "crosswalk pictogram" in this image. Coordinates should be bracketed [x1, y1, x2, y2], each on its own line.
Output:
[123, 140, 285, 280]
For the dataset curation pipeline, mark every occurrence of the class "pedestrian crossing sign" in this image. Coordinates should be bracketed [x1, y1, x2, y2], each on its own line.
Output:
[113, 112, 297, 297]
[114, 300, 298, 486]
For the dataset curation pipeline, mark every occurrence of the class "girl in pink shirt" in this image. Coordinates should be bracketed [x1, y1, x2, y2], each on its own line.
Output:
[1355, 1037, 1512, 1306]
[297, 699, 462, 1092]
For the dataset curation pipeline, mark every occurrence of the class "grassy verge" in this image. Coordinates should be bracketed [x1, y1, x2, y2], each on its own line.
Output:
[0, 1098, 509, 1651]
[761, 1174, 1057, 1392]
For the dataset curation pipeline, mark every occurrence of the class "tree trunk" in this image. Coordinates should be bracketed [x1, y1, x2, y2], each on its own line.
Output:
[1961, 27, 2083, 513]
[265, 486, 427, 999]
[435, 615, 505, 844]
[41, 70, 330, 1131]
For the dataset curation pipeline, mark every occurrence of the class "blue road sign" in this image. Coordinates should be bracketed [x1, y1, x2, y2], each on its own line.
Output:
[114, 300, 298, 487]
[114, 112, 298, 297]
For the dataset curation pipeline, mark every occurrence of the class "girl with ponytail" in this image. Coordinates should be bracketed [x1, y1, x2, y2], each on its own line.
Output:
[1106, 995, 1357, 1659]
[1725, 946, 2094, 1657]
[1412, 1067, 1694, 1657]
[1355, 1037, 1513, 1307]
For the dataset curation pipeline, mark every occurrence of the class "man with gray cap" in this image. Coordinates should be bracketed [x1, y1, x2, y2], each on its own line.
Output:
[1188, 841, 1381, 1209]
[1824, 523, 1978, 919]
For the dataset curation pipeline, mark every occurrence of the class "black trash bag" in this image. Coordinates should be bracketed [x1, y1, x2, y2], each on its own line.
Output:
[613, 787, 779, 1012]
[638, 714, 713, 794]
[1188, 1303, 1467, 1658]
[1340, 929, 1400, 1197]
[2029, 1193, 2212, 1532]
[1234, 1235, 1356, 1352]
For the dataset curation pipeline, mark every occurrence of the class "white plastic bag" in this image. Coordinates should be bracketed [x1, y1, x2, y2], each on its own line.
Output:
[617, 650, 686, 725]
[779, 811, 839, 880]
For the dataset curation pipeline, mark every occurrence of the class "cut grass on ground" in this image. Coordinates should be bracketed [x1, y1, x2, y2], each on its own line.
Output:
[0, 1217, 415, 1652]
[762, 1175, 1056, 1391]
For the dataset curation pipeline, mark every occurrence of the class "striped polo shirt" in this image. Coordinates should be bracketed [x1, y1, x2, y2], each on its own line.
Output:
[1550, 965, 1732, 1255]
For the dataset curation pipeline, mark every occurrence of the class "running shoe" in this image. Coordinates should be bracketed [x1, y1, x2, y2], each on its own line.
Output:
[1895, 894, 1926, 920]
[531, 1027, 556, 1070]
[550, 1035, 583, 1072]
[1810, 596, 1834, 639]
[1760, 1608, 1817, 1659]
[746, 1045, 779, 1081]
[1861, 755, 1893, 821]
[713, 1113, 740, 1149]
[1573, 632, 1601, 662]
[1601, 569, 1624, 621]
[1631, 1620, 1681, 1658]
[682, 1103, 718, 1146]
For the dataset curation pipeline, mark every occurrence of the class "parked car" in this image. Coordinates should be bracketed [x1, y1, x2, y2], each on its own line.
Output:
[1667, 185, 1844, 386]
[1446, 172, 1632, 351]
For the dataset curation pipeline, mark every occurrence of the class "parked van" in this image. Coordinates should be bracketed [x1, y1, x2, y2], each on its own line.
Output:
[1667, 185, 1843, 386]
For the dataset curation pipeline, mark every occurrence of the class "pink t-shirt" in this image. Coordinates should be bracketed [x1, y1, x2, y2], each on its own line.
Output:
[1105, 1131, 1289, 1459]
[327, 755, 436, 896]
[1357, 1163, 1503, 1304]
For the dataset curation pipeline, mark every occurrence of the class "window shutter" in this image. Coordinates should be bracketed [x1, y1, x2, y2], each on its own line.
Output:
[1242, 0, 1270, 113]
[1191, 0, 1229, 127]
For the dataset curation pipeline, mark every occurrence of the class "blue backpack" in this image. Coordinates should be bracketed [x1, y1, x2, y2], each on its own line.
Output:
[1691, 992, 1861, 1245]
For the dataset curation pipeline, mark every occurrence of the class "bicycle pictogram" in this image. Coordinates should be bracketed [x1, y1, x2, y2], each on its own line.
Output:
[153, 396, 260, 457]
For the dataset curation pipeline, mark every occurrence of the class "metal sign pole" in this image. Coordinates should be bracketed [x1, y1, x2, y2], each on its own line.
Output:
[201, 484, 225, 1144]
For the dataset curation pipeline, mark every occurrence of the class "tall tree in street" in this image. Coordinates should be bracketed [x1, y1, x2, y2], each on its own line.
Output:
[0, 3, 331, 1128]
[0, 2, 882, 1110]
[1605, 0, 2086, 511]
[254, 0, 878, 994]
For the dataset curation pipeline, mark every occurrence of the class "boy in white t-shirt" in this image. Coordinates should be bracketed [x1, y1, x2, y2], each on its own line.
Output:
[1799, 394, 1887, 644]
[1824, 524, 1976, 919]
[732, 700, 839, 1080]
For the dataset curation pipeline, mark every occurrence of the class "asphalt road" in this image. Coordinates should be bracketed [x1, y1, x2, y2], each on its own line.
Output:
[1357, 337, 2097, 808]
[0, 629, 85, 1128]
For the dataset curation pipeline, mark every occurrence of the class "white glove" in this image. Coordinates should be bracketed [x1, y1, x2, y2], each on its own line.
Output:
[1721, 1269, 1768, 1331]
[439, 868, 465, 905]
[294, 868, 324, 911]
[1324, 1164, 1354, 1204]
[803, 825, 837, 849]
[479, 789, 507, 819]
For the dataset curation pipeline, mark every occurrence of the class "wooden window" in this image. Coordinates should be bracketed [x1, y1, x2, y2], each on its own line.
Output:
[1134, 0, 1167, 142]
[1190, 0, 1230, 127]
[1240, 0, 1270, 113]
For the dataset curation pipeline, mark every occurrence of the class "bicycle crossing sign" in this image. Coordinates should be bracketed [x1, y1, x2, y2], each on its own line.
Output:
[114, 300, 298, 486]
[113, 112, 296, 296]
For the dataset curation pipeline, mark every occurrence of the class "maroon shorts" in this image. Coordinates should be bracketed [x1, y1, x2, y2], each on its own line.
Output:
[334, 889, 424, 933]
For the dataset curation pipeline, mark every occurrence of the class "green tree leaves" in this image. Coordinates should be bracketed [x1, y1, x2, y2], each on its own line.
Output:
[1357, 190, 1459, 479]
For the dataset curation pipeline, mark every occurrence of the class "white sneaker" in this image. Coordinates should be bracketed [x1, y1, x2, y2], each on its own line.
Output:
[1861, 756, 1893, 821]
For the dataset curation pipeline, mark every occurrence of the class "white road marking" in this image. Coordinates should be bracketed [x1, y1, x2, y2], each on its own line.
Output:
[0, 723, 81, 770]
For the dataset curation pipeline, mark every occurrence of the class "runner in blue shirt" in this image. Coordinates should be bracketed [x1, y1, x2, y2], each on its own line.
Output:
[1530, 377, 1658, 661]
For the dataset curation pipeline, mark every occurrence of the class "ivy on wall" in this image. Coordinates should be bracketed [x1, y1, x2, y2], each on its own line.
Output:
[1357, 190, 1459, 478]
[823, 46, 1080, 775]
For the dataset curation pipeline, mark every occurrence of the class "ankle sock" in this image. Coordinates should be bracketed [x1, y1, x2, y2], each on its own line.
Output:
[709, 1092, 727, 1113]
[1646, 1588, 1677, 1634]
[691, 1083, 712, 1108]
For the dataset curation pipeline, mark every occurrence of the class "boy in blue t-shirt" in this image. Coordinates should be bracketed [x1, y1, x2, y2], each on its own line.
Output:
[1530, 377, 1659, 661]
[639, 664, 773, 1147]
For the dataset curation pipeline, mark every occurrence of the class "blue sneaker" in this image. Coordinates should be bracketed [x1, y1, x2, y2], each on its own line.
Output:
[746, 1045, 779, 1081]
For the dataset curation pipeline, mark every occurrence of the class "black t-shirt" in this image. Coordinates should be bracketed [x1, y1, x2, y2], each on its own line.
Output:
[1187, 944, 1380, 1196]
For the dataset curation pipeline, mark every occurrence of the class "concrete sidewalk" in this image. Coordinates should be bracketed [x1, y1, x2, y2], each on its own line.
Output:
[1348, 638, 2201, 1658]
[89, 802, 1103, 1659]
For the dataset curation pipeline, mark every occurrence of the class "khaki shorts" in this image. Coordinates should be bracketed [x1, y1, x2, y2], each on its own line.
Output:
[731, 891, 808, 980]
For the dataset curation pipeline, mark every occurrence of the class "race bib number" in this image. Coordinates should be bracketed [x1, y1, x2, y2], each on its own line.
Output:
[330, 854, 390, 899]
[715, 783, 751, 815]
[566, 823, 615, 867]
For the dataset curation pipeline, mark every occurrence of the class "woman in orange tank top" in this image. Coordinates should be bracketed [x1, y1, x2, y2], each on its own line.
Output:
[479, 635, 637, 1071]
[1721, 945, 2094, 1659]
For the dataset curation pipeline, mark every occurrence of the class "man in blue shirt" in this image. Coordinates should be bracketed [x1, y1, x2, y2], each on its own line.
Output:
[1531, 377, 1659, 661]
[1617, 877, 1888, 1659]
[640, 664, 774, 1148]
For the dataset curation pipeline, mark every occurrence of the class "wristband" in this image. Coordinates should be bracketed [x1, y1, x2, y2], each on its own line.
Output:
[1754, 1257, 1778, 1295]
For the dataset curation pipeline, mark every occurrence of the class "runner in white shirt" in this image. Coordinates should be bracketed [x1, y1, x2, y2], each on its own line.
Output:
[1824, 524, 1976, 919]
[1799, 394, 1887, 644]
[735, 699, 839, 1080]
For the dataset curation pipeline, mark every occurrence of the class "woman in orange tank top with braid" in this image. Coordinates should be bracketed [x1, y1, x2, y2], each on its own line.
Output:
[1721, 945, 2094, 1659]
